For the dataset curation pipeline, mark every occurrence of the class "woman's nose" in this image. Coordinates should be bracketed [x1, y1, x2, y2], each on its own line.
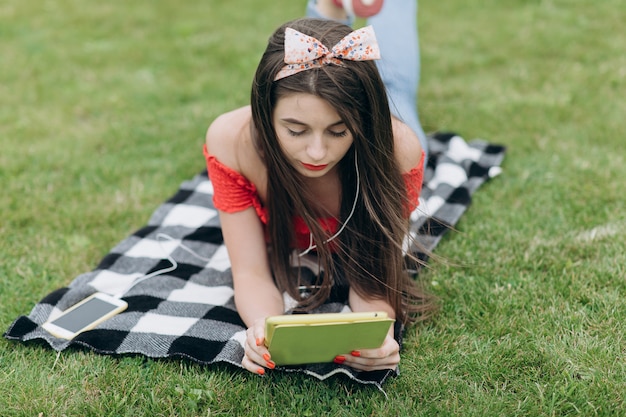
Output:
[306, 136, 327, 161]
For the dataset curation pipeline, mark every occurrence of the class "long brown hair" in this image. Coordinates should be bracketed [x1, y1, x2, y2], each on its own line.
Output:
[250, 18, 436, 324]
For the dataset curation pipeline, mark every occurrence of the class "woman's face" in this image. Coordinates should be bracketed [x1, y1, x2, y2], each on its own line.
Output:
[272, 93, 354, 178]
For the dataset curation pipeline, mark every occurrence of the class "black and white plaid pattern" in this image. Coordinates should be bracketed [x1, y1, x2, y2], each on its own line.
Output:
[5, 133, 506, 389]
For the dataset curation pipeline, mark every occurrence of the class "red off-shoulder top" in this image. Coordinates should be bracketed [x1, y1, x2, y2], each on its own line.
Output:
[203, 144, 424, 249]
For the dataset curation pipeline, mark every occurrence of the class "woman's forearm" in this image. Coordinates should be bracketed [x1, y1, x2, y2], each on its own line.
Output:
[234, 279, 285, 328]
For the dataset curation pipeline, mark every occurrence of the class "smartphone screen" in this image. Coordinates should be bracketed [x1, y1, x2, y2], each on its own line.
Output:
[50, 297, 122, 333]
[43, 293, 128, 339]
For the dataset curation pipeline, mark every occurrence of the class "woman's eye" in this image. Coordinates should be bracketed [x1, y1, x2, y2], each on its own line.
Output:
[329, 130, 348, 138]
[287, 129, 305, 137]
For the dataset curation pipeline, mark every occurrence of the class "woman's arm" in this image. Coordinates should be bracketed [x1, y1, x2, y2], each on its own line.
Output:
[206, 108, 282, 374]
[220, 208, 284, 326]
[340, 118, 419, 371]
[392, 117, 424, 173]
[219, 207, 284, 374]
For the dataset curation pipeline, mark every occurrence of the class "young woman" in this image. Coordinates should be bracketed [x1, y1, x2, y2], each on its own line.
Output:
[204, 0, 435, 376]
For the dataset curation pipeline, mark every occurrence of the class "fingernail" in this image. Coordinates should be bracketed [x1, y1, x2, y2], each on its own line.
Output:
[256, 338, 263, 346]
[257, 368, 265, 376]
[351, 350, 361, 357]
[266, 360, 276, 370]
[334, 355, 346, 364]
[263, 353, 271, 362]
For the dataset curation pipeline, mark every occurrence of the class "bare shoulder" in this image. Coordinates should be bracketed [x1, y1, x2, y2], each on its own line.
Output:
[392, 117, 424, 172]
[205, 106, 253, 171]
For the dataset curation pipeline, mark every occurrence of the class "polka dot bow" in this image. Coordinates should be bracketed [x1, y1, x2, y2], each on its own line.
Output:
[274, 25, 381, 81]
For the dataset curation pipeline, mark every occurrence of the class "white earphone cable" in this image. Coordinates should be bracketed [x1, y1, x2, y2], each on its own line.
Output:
[299, 151, 360, 257]
[113, 233, 212, 298]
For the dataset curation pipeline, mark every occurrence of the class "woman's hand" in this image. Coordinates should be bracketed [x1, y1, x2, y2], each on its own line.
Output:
[334, 332, 400, 372]
[241, 317, 276, 375]
[344, 288, 401, 371]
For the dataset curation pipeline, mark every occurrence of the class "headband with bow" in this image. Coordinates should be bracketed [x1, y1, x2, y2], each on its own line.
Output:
[274, 26, 381, 81]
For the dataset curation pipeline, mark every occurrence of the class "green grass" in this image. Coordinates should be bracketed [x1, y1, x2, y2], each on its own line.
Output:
[2, 0, 625, 415]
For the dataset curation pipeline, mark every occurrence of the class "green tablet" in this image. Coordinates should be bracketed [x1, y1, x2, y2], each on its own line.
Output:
[265, 312, 394, 366]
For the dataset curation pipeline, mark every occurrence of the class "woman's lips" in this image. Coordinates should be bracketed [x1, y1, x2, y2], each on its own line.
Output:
[301, 162, 328, 171]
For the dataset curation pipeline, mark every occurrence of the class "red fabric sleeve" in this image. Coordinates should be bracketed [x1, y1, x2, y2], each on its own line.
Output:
[402, 151, 425, 216]
[203, 144, 268, 223]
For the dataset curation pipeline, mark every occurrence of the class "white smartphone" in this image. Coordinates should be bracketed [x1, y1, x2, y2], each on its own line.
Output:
[42, 292, 128, 340]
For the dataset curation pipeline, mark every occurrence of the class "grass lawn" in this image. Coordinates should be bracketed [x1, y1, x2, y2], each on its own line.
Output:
[2, 0, 625, 415]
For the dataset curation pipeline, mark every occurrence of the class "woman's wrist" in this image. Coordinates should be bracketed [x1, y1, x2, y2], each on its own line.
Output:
[235, 287, 284, 329]
[348, 287, 396, 319]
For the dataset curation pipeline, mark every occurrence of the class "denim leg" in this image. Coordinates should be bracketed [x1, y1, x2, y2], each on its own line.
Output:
[305, 0, 354, 26]
[368, 0, 428, 157]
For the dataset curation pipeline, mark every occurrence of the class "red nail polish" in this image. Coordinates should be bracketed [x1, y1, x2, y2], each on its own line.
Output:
[351, 350, 361, 357]
[266, 361, 276, 370]
[334, 355, 346, 364]
[257, 368, 265, 376]
[256, 338, 263, 346]
[263, 353, 271, 362]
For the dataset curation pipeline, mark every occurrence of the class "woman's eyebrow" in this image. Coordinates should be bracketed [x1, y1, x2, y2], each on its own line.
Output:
[279, 118, 307, 125]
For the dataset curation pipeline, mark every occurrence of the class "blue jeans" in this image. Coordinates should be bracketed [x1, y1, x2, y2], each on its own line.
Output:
[306, 0, 428, 159]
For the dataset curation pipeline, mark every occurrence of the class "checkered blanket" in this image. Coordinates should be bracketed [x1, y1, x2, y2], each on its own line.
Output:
[5, 132, 506, 389]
